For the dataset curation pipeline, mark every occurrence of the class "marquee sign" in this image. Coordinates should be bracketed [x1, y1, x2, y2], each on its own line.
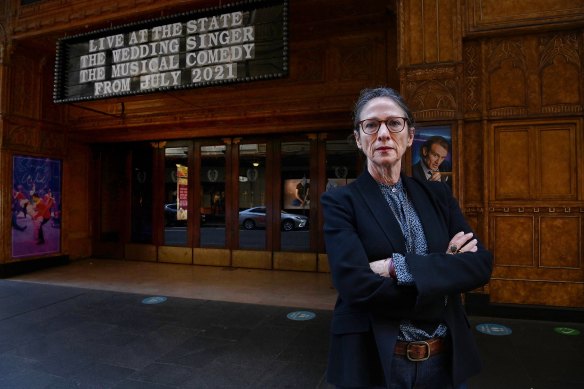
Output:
[53, 0, 287, 103]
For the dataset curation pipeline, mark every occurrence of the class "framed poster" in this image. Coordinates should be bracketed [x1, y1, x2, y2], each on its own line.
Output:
[411, 126, 452, 188]
[11, 156, 62, 258]
[283, 178, 310, 210]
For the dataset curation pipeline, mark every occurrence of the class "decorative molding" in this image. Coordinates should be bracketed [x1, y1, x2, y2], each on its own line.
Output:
[463, 207, 485, 214]
[487, 207, 584, 214]
[295, 47, 325, 82]
[486, 38, 527, 115]
[541, 105, 583, 114]
[488, 107, 528, 117]
[6, 124, 36, 149]
[466, 0, 584, 35]
[487, 38, 526, 73]
[463, 42, 481, 114]
[539, 33, 580, 70]
[13, 0, 159, 37]
[0, 22, 7, 65]
[401, 64, 460, 121]
[539, 32, 582, 113]
[340, 44, 375, 81]
[406, 78, 457, 121]
[404, 65, 457, 81]
[40, 130, 66, 154]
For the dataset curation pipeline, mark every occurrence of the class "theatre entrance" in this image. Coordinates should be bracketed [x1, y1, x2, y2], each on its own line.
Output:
[92, 134, 361, 271]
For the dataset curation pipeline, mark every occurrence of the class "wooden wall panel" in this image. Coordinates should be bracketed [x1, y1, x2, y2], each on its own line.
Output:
[489, 209, 584, 306]
[403, 66, 458, 121]
[402, 0, 460, 65]
[539, 216, 581, 269]
[9, 51, 39, 119]
[482, 32, 583, 118]
[463, 41, 481, 118]
[487, 39, 528, 116]
[540, 34, 581, 110]
[61, 142, 92, 259]
[538, 127, 576, 198]
[490, 279, 584, 307]
[461, 121, 483, 204]
[494, 127, 530, 199]
[466, 0, 584, 35]
[492, 121, 579, 201]
[492, 215, 534, 267]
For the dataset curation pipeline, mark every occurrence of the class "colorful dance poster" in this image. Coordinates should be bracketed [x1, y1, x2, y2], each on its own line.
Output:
[11, 156, 62, 258]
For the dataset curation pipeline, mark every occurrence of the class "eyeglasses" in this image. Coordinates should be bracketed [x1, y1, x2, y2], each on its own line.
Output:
[358, 117, 408, 134]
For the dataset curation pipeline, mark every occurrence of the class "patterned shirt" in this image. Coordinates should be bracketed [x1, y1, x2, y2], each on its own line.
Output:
[379, 180, 448, 341]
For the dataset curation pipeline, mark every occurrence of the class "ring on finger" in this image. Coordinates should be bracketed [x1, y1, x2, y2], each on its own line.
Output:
[449, 245, 458, 254]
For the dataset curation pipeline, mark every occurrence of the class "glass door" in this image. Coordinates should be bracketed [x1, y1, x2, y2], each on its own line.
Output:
[200, 143, 227, 247]
[163, 145, 189, 246]
[238, 143, 267, 249]
[130, 143, 153, 243]
[280, 140, 311, 251]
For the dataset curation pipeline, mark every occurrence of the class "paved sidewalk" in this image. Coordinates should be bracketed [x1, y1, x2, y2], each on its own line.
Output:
[1, 279, 583, 388]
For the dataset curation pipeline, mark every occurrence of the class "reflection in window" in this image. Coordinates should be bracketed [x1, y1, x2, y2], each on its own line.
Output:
[239, 143, 266, 249]
[163, 146, 189, 246]
[200, 144, 226, 247]
[325, 138, 359, 191]
[131, 144, 153, 243]
[281, 141, 310, 251]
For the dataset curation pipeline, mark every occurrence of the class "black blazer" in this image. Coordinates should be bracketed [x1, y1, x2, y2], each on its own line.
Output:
[321, 171, 492, 388]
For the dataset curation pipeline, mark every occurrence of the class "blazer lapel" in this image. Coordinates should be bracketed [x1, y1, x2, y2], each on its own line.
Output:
[353, 172, 407, 253]
[402, 175, 449, 253]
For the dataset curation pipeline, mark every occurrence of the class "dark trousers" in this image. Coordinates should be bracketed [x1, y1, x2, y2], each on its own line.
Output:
[335, 353, 467, 389]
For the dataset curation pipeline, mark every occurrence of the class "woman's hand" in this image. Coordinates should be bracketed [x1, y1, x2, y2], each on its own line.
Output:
[447, 231, 478, 254]
[370, 258, 391, 277]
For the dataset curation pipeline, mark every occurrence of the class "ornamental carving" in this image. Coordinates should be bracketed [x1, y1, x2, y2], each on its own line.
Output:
[40, 131, 66, 154]
[339, 44, 375, 81]
[487, 39, 527, 115]
[0, 22, 6, 64]
[463, 42, 481, 115]
[295, 47, 324, 82]
[406, 79, 457, 121]
[6, 125, 36, 149]
[539, 33, 582, 113]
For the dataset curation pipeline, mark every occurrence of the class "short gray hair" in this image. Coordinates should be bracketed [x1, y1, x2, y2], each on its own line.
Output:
[352, 87, 415, 132]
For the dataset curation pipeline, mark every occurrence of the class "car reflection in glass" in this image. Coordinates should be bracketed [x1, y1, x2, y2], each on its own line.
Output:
[239, 207, 308, 231]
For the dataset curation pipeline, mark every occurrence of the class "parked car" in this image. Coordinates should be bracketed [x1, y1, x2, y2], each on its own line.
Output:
[238, 207, 308, 231]
[164, 203, 208, 226]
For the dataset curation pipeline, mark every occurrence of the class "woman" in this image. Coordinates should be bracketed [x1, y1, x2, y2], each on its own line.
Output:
[321, 87, 492, 388]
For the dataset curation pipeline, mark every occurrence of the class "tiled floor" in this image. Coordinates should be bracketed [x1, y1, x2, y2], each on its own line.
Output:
[8, 259, 338, 310]
[2, 258, 584, 388]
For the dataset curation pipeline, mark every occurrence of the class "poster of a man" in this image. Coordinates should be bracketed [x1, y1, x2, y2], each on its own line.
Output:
[412, 127, 452, 188]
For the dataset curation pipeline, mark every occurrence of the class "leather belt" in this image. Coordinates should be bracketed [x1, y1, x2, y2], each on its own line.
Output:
[394, 338, 449, 361]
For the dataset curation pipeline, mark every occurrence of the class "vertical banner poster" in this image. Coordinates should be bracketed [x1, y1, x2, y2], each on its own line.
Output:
[11, 156, 62, 258]
[176, 164, 188, 221]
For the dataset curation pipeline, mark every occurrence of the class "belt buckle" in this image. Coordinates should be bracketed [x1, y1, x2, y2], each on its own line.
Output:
[406, 340, 430, 362]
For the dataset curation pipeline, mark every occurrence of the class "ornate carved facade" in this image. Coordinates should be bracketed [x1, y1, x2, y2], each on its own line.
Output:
[1, 0, 583, 308]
